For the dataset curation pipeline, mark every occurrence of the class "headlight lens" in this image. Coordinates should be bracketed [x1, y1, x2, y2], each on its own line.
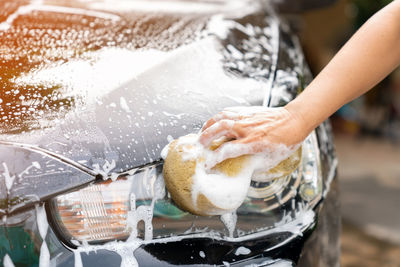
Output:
[247, 131, 322, 209]
[48, 132, 322, 245]
[52, 179, 132, 242]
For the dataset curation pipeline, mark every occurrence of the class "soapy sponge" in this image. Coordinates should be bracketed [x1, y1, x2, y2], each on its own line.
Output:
[163, 139, 250, 215]
[163, 135, 301, 216]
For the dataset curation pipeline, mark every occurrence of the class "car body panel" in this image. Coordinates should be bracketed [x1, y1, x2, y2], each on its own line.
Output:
[0, 1, 340, 266]
[0, 0, 270, 171]
[0, 1, 284, 213]
[0, 0, 290, 213]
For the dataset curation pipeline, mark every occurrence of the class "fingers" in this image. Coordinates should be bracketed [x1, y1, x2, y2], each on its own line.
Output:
[201, 112, 231, 131]
[201, 109, 244, 131]
[203, 140, 253, 169]
[199, 119, 237, 147]
[201, 117, 217, 132]
[201, 106, 271, 132]
[223, 106, 266, 115]
[204, 137, 279, 169]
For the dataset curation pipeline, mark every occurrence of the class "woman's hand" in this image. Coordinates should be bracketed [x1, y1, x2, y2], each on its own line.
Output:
[199, 1, 400, 169]
[199, 106, 309, 168]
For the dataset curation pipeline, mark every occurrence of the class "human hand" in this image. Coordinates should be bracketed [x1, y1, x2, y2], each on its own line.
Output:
[199, 106, 308, 169]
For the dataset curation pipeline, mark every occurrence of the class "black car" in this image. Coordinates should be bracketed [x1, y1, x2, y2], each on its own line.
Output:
[0, 0, 340, 266]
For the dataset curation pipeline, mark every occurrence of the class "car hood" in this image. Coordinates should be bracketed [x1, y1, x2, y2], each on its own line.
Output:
[0, 0, 277, 172]
[0, 0, 309, 214]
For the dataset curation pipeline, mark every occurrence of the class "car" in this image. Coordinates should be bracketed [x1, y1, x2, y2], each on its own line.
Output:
[0, 0, 340, 266]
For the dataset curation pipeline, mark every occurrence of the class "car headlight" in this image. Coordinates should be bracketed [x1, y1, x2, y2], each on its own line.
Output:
[246, 131, 322, 210]
[47, 131, 322, 246]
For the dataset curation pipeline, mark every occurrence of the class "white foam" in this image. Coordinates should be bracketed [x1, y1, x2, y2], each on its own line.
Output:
[136, 205, 154, 241]
[74, 239, 141, 267]
[160, 143, 171, 160]
[73, 250, 83, 267]
[3, 254, 15, 267]
[167, 135, 174, 143]
[36, 204, 50, 267]
[220, 212, 237, 237]
[89, 0, 254, 14]
[70, 205, 312, 267]
[234, 246, 251, 256]
[203, 142, 297, 172]
[175, 134, 203, 161]
[2, 163, 15, 192]
[92, 159, 116, 178]
[207, 15, 237, 39]
[119, 247, 139, 267]
[199, 251, 206, 258]
[36, 205, 48, 239]
[251, 169, 284, 182]
[171, 134, 251, 213]
[32, 161, 41, 169]
[192, 164, 251, 212]
[120, 97, 131, 113]
[270, 260, 293, 267]
[72, 190, 145, 266]
[0, 3, 119, 32]
[39, 242, 50, 267]
[245, 259, 293, 267]
[163, 132, 299, 215]
[14, 48, 168, 106]
[162, 111, 186, 119]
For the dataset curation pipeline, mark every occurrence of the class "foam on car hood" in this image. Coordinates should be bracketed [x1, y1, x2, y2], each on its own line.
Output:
[0, 0, 279, 175]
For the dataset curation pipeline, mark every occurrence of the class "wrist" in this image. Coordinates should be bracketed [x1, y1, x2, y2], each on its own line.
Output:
[283, 100, 314, 142]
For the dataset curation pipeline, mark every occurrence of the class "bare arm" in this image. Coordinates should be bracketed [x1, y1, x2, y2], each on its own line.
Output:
[199, 0, 400, 165]
[286, 0, 400, 136]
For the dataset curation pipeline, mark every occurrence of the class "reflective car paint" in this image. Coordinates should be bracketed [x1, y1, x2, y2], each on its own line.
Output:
[0, 0, 339, 266]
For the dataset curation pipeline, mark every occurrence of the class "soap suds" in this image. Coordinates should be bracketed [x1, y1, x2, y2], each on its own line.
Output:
[234, 246, 251, 256]
[167, 135, 174, 143]
[3, 254, 15, 267]
[32, 161, 41, 169]
[39, 242, 50, 267]
[191, 163, 252, 212]
[70, 207, 313, 267]
[136, 205, 154, 241]
[36, 204, 50, 267]
[73, 250, 83, 267]
[220, 212, 237, 237]
[160, 143, 171, 159]
[163, 132, 299, 215]
[2, 163, 15, 193]
[246, 259, 293, 267]
[119, 247, 139, 267]
[120, 97, 131, 113]
[273, 261, 293, 267]
[71, 172, 167, 266]
[74, 239, 142, 267]
[92, 159, 116, 178]
[203, 140, 298, 172]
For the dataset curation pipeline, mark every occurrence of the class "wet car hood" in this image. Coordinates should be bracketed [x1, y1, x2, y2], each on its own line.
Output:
[0, 0, 306, 214]
[0, 0, 276, 171]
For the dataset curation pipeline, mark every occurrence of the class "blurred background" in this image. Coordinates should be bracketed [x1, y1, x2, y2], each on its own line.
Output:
[296, 0, 400, 266]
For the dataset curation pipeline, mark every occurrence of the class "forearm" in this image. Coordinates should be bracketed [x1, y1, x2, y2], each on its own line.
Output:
[286, 0, 400, 134]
